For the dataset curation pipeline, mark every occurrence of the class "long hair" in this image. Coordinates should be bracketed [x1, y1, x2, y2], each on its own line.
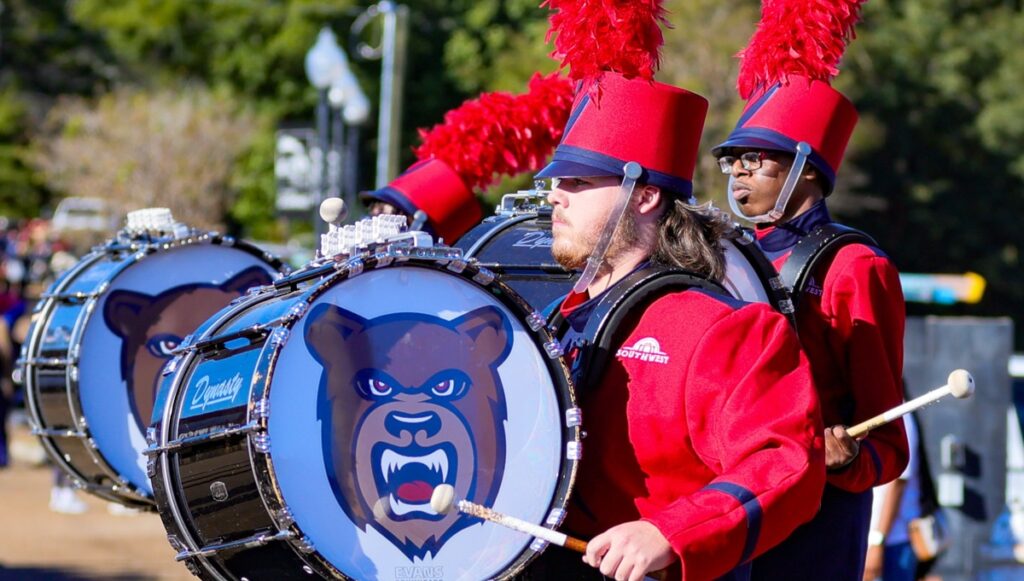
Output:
[651, 199, 732, 281]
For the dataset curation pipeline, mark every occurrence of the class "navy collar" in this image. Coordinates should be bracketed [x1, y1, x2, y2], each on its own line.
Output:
[755, 201, 833, 252]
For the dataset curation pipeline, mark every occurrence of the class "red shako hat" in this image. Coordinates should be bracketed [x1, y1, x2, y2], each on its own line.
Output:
[713, 0, 867, 192]
[535, 73, 708, 198]
[535, 0, 707, 199]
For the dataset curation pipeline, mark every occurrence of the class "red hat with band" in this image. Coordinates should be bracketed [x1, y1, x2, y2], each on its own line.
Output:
[364, 158, 481, 243]
[714, 0, 868, 195]
[713, 78, 858, 192]
[536, 72, 709, 201]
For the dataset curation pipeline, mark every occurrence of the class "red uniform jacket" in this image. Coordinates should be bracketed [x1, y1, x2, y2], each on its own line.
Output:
[560, 287, 825, 580]
[758, 202, 909, 492]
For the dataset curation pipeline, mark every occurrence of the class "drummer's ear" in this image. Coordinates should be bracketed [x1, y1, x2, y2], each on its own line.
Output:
[104, 289, 153, 339]
[221, 266, 274, 294]
[453, 306, 512, 367]
[304, 303, 368, 364]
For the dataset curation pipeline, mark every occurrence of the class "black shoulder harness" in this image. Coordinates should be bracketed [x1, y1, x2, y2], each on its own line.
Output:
[548, 264, 728, 391]
[778, 223, 877, 310]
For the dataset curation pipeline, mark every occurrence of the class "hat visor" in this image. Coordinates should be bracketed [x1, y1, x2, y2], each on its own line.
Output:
[711, 135, 794, 158]
[535, 160, 618, 180]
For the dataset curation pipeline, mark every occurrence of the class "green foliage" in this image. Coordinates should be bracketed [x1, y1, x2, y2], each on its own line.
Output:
[68, 0, 349, 116]
[0, 88, 47, 216]
[226, 128, 283, 241]
[442, 0, 553, 93]
[841, 0, 1024, 338]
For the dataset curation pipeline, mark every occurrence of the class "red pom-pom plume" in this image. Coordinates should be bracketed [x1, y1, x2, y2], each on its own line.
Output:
[737, 0, 866, 99]
[413, 72, 575, 191]
[543, 0, 668, 90]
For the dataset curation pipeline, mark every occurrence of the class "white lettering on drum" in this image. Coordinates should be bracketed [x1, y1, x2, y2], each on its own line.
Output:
[512, 231, 554, 249]
[394, 566, 444, 580]
[189, 373, 245, 412]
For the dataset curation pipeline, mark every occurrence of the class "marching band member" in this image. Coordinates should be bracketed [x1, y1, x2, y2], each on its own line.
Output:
[713, 2, 909, 579]
[524, 70, 825, 581]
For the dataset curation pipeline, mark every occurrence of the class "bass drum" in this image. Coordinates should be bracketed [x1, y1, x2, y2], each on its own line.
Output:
[456, 203, 574, 311]
[457, 194, 792, 317]
[19, 225, 283, 508]
[149, 248, 580, 580]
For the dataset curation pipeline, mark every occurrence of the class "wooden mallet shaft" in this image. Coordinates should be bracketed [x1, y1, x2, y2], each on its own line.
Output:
[430, 484, 587, 552]
[847, 369, 974, 439]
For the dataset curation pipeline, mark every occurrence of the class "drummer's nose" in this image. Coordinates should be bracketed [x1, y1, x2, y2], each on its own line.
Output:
[385, 411, 442, 439]
[547, 184, 566, 207]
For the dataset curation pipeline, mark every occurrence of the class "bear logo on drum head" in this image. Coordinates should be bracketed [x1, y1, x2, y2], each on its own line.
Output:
[103, 266, 273, 430]
[304, 303, 512, 560]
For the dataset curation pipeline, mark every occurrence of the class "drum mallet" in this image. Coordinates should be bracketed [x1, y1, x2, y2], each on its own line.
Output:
[846, 369, 975, 439]
[319, 197, 348, 228]
[430, 484, 588, 553]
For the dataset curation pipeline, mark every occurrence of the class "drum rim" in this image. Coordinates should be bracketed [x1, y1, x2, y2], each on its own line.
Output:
[153, 250, 582, 580]
[21, 232, 284, 508]
[457, 212, 539, 257]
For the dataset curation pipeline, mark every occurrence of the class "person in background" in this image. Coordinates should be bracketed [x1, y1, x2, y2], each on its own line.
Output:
[865, 411, 921, 581]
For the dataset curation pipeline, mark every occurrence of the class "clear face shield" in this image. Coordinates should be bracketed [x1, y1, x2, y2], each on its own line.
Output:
[726, 141, 812, 225]
[568, 161, 644, 294]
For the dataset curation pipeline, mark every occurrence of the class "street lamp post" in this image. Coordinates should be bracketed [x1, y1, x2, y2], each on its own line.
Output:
[352, 1, 409, 189]
[304, 28, 346, 239]
[327, 54, 369, 218]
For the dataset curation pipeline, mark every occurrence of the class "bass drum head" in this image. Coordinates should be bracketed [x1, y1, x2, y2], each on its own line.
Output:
[268, 266, 569, 580]
[77, 244, 276, 496]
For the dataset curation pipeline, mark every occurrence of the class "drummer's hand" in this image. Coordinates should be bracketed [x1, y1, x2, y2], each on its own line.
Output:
[583, 520, 676, 581]
[825, 425, 860, 470]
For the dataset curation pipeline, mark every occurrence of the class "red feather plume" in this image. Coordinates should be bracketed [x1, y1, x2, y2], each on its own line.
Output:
[737, 0, 866, 99]
[543, 0, 668, 90]
[413, 73, 575, 192]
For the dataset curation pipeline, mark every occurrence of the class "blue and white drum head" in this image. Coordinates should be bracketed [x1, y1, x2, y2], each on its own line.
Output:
[267, 266, 572, 580]
[78, 244, 276, 495]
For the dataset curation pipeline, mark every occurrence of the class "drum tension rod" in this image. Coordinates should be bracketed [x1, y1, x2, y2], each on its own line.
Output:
[174, 529, 294, 561]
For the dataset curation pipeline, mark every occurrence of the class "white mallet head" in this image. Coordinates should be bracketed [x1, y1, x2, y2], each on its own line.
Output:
[430, 484, 456, 515]
[948, 369, 975, 399]
[319, 197, 348, 226]
[372, 496, 388, 521]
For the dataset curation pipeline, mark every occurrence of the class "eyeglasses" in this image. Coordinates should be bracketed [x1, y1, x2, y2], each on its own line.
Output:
[717, 151, 768, 174]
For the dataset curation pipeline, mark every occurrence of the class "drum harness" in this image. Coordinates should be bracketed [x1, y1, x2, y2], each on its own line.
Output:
[546, 264, 729, 390]
[776, 222, 879, 312]
[542, 222, 877, 387]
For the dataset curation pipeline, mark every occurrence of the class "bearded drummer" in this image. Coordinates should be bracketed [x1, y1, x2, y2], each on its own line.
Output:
[516, 71, 826, 581]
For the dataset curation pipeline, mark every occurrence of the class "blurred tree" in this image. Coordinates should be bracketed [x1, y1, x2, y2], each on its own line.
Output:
[0, 0, 122, 218]
[68, 0, 352, 116]
[33, 85, 260, 231]
[659, 0, 759, 207]
[67, 0, 554, 232]
[841, 0, 1024, 339]
[0, 86, 47, 217]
